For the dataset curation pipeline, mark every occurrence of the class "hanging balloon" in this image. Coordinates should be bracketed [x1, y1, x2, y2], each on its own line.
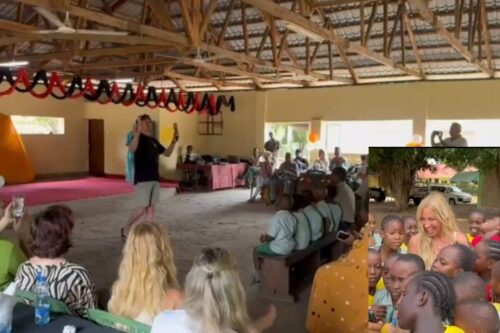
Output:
[308, 133, 319, 143]
[406, 134, 424, 147]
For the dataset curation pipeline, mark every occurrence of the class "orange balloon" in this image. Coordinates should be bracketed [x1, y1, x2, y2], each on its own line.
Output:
[309, 133, 319, 143]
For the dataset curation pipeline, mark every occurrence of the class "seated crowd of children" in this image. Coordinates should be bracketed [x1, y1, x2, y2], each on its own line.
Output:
[369, 205, 500, 333]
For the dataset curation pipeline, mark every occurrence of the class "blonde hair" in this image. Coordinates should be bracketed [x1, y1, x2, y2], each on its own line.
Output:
[416, 192, 459, 269]
[183, 248, 253, 333]
[108, 222, 179, 320]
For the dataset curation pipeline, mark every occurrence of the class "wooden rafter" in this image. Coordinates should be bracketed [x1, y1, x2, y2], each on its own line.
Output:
[403, 13, 425, 78]
[164, 70, 255, 89]
[145, 0, 175, 31]
[14, 0, 329, 81]
[409, 0, 493, 76]
[455, 0, 465, 38]
[241, 0, 421, 78]
[383, 0, 388, 55]
[388, 2, 403, 56]
[241, 2, 249, 57]
[200, 0, 218, 41]
[479, 0, 493, 69]
[364, 1, 378, 46]
[217, 0, 236, 46]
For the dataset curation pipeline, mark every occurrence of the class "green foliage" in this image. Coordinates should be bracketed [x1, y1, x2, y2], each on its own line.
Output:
[435, 148, 500, 172]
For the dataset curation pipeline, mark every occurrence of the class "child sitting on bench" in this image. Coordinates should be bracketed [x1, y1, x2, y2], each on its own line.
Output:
[252, 194, 296, 283]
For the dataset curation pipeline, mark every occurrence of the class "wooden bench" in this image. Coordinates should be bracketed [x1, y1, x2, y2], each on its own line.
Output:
[259, 234, 342, 303]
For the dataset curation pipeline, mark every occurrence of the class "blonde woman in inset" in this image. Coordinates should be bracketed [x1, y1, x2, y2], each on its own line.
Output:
[408, 191, 469, 269]
[152, 247, 277, 333]
[108, 222, 182, 325]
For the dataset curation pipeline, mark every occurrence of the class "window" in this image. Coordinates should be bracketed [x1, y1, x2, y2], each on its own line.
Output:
[426, 119, 500, 146]
[324, 120, 413, 154]
[11, 116, 65, 135]
[265, 122, 310, 161]
[198, 112, 223, 135]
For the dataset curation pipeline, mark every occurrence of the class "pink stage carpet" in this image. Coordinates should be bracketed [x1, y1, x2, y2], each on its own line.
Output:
[0, 177, 179, 206]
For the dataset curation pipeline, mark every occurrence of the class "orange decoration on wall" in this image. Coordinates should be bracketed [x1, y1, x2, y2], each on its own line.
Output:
[0, 113, 35, 184]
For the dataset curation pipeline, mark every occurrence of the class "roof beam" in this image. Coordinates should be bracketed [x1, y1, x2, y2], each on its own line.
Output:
[164, 70, 256, 89]
[409, 0, 494, 77]
[145, 0, 175, 31]
[13, 0, 327, 80]
[242, 0, 422, 78]
[0, 45, 169, 63]
[403, 13, 425, 78]
[479, 0, 493, 69]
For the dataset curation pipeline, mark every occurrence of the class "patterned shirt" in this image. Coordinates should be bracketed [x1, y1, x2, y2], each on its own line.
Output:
[15, 261, 97, 317]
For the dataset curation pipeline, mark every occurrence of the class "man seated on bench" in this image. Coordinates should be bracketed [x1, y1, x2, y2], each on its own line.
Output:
[301, 190, 324, 242]
[252, 194, 296, 283]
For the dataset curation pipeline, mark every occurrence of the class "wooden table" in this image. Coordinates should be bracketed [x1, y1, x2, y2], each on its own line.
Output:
[179, 163, 247, 191]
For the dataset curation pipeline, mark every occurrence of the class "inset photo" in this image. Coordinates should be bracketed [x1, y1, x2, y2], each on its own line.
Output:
[368, 147, 500, 333]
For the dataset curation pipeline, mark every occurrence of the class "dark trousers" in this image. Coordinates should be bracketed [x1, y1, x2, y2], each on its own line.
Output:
[338, 221, 351, 232]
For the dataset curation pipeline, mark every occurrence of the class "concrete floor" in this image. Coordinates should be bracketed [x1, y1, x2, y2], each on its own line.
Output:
[3, 188, 310, 333]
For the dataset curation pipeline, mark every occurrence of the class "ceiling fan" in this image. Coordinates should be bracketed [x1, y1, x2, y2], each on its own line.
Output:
[33, 7, 129, 36]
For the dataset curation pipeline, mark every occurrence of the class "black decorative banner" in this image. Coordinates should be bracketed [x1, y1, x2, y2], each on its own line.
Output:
[0, 68, 235, 114]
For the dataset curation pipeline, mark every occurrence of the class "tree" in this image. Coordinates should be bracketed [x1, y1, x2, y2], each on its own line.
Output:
[437, 148, 500, 201]
[369, 148, 437, 211]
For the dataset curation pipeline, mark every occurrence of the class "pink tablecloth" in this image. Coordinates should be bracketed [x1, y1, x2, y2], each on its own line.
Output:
[180, 163, 247, 190]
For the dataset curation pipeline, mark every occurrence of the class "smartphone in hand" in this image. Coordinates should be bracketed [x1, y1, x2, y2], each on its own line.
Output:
[173, 123, 179, 142]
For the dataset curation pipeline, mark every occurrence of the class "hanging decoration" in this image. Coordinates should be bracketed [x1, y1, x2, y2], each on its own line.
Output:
[308, 132, 320, 143]
[0, 68, 235, 114]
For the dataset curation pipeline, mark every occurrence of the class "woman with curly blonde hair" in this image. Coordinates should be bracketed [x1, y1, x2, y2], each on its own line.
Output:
[152, 247, 276, 333]
[108, 222, 181, 325]
[408, 191, 469, 269]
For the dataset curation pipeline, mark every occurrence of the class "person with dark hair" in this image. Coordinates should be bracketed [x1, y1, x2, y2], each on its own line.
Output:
[378, 215, 405, 263]
[397, 271, 457, 333]
[15, 206, 97, 317]
[123, 114, 178, 241]
[373, 254, 400, 323]
[386, 254, 426, 327]
[293, 149, 309, 174]
[452, 271, 487, 304]
[431, 244, 476, 278]
[330, 167, 355, 231]
[369, 249, 382, 306]
[467, 210, 486, 243]
[184, 145, 195, 164]
[455, 300, 500, 333]
[471, 215, 500, 247]
[264, 132, 280, 156]
[401, 216, 418, 253]
[474, 239, 500, 281]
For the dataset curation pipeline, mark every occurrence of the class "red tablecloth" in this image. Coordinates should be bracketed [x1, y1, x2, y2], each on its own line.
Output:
[180, 163, 247, 190]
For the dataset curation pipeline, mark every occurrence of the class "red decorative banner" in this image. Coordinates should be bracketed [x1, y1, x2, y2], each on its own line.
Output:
[0, 68, 235, 114]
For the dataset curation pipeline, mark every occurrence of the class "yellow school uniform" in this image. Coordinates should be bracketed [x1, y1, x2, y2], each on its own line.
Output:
[400, 243, 408, 253]
[381, 323, 391, 333]
[376, 277, 385, 291]
[444, 325, 465, 333]
[492, 302, 500, 318]
[369, 294, 375, 306]
[466, 233, 474, 243]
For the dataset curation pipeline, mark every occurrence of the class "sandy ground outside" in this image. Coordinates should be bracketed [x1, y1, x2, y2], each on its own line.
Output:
[2, 187, 310, 333]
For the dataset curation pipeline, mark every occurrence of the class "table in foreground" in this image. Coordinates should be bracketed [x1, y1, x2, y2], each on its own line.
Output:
[12, 303, 120, 333]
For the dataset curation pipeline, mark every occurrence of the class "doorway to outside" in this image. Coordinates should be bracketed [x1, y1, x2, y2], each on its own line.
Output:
[88, 119, 104, 176]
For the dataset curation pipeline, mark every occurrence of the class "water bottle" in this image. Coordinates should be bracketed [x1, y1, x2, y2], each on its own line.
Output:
[34, 271, 50, 325]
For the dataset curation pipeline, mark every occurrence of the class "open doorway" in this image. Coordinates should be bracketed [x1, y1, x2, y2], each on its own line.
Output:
[88, 119, 104, 176]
